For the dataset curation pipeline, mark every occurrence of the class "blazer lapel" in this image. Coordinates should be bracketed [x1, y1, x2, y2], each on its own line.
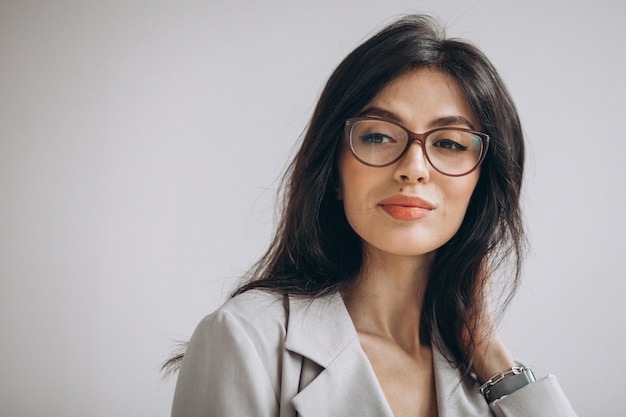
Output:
[285, 293, 394, 417]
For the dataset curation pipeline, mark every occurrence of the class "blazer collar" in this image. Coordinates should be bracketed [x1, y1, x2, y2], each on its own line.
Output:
[285, 292, 394, 416]
[284, 292, 355, 367]
[283, 292, 489, 416]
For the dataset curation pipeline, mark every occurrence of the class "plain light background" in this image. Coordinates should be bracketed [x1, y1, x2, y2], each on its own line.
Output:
[1, 0, 624, 416]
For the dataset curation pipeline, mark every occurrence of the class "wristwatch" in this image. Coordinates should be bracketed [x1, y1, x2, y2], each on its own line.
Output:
[480, 366, 536, 403]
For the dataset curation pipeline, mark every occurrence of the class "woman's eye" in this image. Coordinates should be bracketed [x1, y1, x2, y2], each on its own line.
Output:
[433, 138, 467, 151]
[359, 133, 394, 144]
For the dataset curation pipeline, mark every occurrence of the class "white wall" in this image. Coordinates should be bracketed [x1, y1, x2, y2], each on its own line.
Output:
[1, 1, 624, 416]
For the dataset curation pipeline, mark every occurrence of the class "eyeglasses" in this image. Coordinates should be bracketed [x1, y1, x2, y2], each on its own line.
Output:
[345, 117, 489, 177]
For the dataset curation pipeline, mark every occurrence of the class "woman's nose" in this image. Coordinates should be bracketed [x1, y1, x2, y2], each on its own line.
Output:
[393, 141, 430, 184]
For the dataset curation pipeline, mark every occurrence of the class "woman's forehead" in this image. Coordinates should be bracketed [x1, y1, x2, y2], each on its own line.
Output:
[363, 67, 479, 132]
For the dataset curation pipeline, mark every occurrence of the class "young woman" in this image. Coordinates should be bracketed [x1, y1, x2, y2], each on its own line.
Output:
[169, 15, 577, 417]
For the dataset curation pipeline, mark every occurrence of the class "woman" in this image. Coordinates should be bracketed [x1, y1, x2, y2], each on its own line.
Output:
[170, 15, 577, 416]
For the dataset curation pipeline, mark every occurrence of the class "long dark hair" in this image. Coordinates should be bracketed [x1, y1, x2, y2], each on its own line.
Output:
[165, 14, 525, 376]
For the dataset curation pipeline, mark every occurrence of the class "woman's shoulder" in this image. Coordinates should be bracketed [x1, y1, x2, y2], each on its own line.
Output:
[175, 290, 292, 415]
[216, 289, 287, 323]
[193, 289, 289, 346]
[190, 289, 348, 359]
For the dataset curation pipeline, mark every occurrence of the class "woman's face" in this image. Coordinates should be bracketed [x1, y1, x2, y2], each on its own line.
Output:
[338, 67, 480, 260]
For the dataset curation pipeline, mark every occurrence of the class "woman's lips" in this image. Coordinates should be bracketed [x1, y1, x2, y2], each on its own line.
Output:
[377, 196, 435, 221]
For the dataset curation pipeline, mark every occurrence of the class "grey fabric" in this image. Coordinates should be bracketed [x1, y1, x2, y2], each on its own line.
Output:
[172, 290, 577, 417]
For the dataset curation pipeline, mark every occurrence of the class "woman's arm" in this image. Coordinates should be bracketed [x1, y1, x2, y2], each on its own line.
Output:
[471, 330, 577, 416]
[488, 374, 578, 417]
[472, 333, 516, 385]
[469, 275, 578, 416]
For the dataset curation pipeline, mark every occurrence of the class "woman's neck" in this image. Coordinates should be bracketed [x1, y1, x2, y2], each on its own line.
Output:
[342, 247, 434, 354]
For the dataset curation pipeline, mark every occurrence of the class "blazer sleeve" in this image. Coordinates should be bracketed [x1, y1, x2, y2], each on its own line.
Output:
[171, 310, 279, 417]
[489, 375, 578, 417]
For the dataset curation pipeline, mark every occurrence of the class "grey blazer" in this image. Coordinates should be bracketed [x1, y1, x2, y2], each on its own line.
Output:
[172, 290, 577, 417]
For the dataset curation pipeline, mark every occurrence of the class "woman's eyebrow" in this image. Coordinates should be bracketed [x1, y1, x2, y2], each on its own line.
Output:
[429, 115, 476, 130]
[358, 107, 403, 123]
[359, 107, 476, 131]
